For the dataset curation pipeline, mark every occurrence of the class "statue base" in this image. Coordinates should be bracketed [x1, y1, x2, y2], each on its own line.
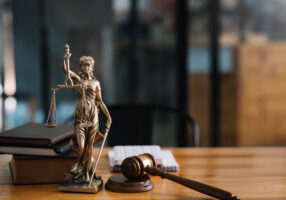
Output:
[105, 174, 153, 193]
[59, 174, 103, 194]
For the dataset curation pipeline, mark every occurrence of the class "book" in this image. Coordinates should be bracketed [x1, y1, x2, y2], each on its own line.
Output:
[10, 154, 76, 184]
[0, 139, 71, 156]
[0, 122, 74, 147]
[0, 123, 74, 156]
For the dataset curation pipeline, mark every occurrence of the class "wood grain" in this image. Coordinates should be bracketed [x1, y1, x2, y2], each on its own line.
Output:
[1, 147, 286, 199]
[236, 43, 286, 145]
[189, 43, 286, 146]
[188, 73, 237, 146]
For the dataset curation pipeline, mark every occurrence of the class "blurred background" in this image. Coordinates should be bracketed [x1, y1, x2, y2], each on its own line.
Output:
[0, 0, 286, 147]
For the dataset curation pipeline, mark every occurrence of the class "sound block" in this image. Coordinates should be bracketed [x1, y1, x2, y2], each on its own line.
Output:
[105, 174, 153, 193]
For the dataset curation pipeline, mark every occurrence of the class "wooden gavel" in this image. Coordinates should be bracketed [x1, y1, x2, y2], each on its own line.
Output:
[121, 153, 239, 200]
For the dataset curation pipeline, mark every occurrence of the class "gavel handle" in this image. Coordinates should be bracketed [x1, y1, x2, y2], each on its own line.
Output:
[146, 167, 238, 200]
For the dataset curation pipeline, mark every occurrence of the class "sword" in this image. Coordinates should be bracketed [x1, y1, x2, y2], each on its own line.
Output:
[89, 125, 110, 186]
[64, 44, 73, 86]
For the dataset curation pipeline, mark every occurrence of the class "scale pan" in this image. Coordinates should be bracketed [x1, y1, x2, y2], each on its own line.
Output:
[45, 124, 59, 128]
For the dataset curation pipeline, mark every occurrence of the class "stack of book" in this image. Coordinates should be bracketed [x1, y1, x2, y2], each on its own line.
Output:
[0, 123, 76, 184]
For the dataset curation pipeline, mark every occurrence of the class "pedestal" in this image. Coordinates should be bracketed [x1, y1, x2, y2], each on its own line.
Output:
[59, 176, 103, 194]
[105, 174, 153, 193]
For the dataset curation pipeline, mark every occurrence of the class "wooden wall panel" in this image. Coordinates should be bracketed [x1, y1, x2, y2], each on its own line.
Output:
[237, 43, 286, 145]
[188, 73, 236, 146]
[188, 74, 210, 146]
[188, 43, 286, 146]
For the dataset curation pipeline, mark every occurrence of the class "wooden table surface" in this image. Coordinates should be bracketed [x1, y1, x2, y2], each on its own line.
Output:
[0, 147, 286, 200]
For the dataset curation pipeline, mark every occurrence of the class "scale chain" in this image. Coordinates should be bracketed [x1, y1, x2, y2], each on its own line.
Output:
[45, 90, 57, 127]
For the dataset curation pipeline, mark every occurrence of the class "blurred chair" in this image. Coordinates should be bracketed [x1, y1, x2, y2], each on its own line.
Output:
[105, 104, 199, 147]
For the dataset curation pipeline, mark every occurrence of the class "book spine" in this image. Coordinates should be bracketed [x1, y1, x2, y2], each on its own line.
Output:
[10, 157, 76, 185]
[0, 138, 50, 147]
[51, 129, 74, 146]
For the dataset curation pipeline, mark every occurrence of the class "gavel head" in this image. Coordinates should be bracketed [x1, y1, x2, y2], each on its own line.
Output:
[121, 153, 156, 179]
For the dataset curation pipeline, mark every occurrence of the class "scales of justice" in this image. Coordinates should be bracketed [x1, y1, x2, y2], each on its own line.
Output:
[45, 44, 112, 193]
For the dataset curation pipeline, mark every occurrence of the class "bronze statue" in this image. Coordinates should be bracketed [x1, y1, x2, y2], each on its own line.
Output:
[46, 44, 112, 193]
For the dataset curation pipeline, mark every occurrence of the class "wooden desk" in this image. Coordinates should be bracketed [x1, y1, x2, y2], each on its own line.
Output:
[0, 147, 286, 200]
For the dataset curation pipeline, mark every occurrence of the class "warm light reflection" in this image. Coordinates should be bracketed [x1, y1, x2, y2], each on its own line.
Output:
[0, 84, 3, 95]
[5, 96, 17, 113]
[3, 10, 16, 96]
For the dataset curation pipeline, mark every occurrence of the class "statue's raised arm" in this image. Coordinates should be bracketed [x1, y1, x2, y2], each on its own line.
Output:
[62, 44, 81, 85]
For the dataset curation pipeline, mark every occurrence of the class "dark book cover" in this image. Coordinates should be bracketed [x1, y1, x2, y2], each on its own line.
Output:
[0, 123, 74, 147]
[0, 138, 72, 156]
[10, 153, 76, 184]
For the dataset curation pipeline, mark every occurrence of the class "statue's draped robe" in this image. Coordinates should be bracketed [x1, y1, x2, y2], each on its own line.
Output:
[70, 75, 102, 180]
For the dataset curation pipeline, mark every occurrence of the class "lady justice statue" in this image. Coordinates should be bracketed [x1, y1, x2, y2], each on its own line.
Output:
[46, 44, 112, 193]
